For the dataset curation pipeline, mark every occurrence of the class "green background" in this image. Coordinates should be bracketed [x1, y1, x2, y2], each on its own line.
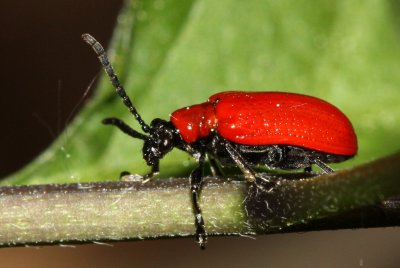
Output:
[4, 0, 400, 187]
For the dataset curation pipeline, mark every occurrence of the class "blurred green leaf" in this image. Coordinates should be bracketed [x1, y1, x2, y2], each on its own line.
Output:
[3, 0, 400, 185]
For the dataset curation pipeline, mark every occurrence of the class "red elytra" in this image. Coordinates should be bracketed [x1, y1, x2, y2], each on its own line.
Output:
[170, 91, 357, 156]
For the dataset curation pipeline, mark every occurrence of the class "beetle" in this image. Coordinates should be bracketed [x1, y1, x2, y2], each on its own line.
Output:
[82, 33, 358, 249]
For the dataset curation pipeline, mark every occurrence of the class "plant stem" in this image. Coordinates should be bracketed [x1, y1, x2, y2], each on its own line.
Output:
[1, 152, 400, 247]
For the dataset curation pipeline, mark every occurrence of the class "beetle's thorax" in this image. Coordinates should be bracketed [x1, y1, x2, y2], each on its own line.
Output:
[170, 102, 217, 144]
[143, 118, 180, 166]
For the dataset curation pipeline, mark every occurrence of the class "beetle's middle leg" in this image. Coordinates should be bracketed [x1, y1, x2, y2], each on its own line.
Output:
[206, 154, 224, 177]
[311, 158, 334, 174]
[222, 140, 275, 192]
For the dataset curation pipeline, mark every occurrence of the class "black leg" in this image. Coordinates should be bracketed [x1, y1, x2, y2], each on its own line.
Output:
[304, 166, 312, 173]
[222, 139, 276, 192]
[207, 154, 223, 177]
[119, 162, 159, 182]
[312, 158, 334, 174]
[224, 141, 257, 183]
[143, 162, 160, 182]
[223, 140, 274, 184]
[190, 152, 207, 249]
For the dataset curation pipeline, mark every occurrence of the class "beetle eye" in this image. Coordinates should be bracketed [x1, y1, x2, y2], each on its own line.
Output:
[159, 136, 172, 151]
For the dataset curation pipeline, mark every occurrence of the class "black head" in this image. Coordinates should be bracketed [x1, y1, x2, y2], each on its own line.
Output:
[143, 119, 179, 166]
[102, 117, 180, 168]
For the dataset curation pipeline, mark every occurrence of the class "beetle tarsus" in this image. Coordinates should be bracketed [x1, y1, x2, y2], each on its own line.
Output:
[118, 165, 159, 183]
[120, 172, 144, 182]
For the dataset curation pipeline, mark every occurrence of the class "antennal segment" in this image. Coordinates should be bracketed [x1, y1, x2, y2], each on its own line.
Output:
[82, 33, 150, 133]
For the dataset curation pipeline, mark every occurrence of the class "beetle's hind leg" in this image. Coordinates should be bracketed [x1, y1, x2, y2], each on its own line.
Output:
[190, 151, 207, 249]
[311, 158, 334, 174]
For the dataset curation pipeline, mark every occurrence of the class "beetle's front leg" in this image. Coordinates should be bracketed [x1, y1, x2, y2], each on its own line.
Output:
[142, 162, 160, 182]
[190, 151, 207, 249]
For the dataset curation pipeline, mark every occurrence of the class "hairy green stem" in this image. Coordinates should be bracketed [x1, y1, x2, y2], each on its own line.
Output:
[0, 152, 400, 247]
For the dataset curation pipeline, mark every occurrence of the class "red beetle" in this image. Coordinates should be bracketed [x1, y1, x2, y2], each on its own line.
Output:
[82, 34, 358, 249]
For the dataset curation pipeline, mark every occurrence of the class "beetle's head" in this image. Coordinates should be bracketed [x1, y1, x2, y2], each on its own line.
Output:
[142, 118, 179, 166]
[102, 117, 179, 168]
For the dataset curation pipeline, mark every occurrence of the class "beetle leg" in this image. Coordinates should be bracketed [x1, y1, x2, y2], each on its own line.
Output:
[304, 166, 312, 173]
[119, 162, 159, 183]
[190, 151, 207, 249]
[223, 141, 274, 184]
[207, 154, 224, 177]
[224, 142, 276, 193]
[311, 158, 334, 174]
[223, 142, 256, 182]
[119, 171, 141, 182]
[142, 162, 160, 183]
[223, 142, 254, 182]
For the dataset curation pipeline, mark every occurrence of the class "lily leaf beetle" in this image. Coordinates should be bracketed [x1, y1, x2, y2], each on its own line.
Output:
[82, 34, 358, 249]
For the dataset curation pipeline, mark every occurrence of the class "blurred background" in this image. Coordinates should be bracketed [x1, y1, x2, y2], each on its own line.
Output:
[0, 1, 123, 179]
[1, 0, 400, 267]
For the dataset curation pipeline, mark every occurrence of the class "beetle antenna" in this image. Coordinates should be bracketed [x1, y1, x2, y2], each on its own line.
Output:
[82, 33, 150, 133]
[102, 118, 148, 140]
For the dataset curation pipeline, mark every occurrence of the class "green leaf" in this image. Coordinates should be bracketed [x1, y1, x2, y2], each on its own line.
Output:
[3, 0, 400, 185]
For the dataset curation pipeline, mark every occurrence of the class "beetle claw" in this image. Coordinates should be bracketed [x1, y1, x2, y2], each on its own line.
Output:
[120, 173, 144, 182]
